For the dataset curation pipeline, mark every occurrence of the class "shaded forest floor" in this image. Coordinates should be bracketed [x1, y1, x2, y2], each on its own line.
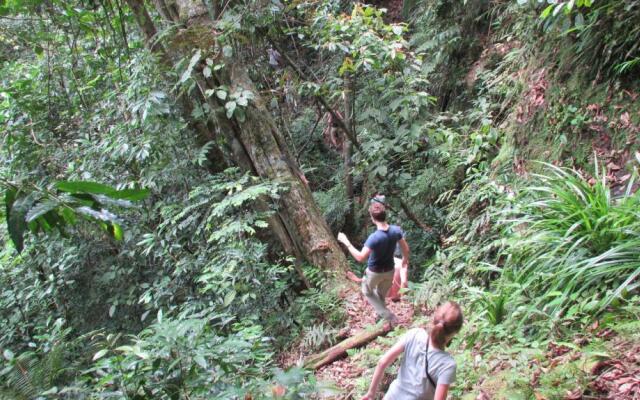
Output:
[279, 291, 640, 399]
[313, 290, 416, 396]
[277, 287, 417, 396]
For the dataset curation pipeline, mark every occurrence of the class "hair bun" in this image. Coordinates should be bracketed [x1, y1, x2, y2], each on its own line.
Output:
[430, 302, 464, 349]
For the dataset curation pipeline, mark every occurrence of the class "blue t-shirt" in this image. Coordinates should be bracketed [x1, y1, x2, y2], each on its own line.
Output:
[364, 225, 404, 272]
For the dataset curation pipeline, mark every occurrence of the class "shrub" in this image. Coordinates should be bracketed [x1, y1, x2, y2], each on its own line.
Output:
[505, 163, 640, 329]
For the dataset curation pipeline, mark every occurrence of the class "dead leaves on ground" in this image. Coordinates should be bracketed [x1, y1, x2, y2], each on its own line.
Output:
[589, 343, 640, 400]
[540, 336, 640, 400]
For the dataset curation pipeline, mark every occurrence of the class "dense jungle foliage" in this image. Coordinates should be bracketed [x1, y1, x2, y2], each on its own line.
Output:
[1, 0, 639, 398]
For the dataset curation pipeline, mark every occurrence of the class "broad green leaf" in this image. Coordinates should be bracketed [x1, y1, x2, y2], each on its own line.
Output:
[541, 4, 554, 18]
[56, 181, 149, 201]
[4, 188, 16, 221]
[60, 207, 77, 225]
[223, 290, 236, 307]
[134, 349, 149, 359]
[376, 165, 388, 177]
[180, 49, 202, 83]
[194, 355, 207, 369]
[25, 200, 59, 222]
[110, 188, 150, 201]
[56, 181, 116, 195]
[112, 223, 123, 241]
[553, 3, 565, 16]
[92, 349, 109, 361]
[565, 0, 575, 12]
[8, 193, 37, 252]
[225, 101, 237, 118]
[242, 90, 254, 100]
[114, 345, 134, 353]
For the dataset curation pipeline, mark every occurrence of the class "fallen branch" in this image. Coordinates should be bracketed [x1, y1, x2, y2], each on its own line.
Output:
[303, 323, 390, 370]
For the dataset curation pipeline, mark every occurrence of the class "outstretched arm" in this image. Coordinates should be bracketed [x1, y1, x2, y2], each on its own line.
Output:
[338, 232, 371, 263]
[434, 384, 450, 400]
[361, 338, 406, 400]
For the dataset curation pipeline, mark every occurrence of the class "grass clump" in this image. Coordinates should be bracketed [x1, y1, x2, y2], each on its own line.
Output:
[503, 162, 640, 330]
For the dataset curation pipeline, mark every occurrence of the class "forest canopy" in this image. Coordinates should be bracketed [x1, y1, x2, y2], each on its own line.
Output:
[1, 0, 639, 398]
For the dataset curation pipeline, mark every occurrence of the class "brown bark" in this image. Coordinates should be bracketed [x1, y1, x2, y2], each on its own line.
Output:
[126, 0, 163, 53]
[216, 65, 349, 275]
[125, 0, 311, 286]
[152, 0, 179, 22]
[303, 323, 390, 369]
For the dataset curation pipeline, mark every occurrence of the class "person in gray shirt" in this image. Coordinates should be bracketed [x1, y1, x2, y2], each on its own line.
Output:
[361, 302, 464, 400]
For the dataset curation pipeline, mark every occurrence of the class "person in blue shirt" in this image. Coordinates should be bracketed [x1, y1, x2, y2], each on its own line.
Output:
[337, 196, 410, 324]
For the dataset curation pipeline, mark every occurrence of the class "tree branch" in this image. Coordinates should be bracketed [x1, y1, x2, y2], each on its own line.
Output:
[267, 37, 360, 149]
[384, 186, 433, 233]
[398, 198, 433, 233]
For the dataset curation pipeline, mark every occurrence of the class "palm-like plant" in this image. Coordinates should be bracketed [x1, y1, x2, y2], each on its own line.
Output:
[505, 162, 640, 327]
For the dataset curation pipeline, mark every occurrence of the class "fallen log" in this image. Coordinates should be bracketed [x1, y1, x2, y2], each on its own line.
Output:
[304, 323, 391, 370]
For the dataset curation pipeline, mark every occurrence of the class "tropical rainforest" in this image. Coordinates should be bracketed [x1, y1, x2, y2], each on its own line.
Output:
[1, 0, 639, 398]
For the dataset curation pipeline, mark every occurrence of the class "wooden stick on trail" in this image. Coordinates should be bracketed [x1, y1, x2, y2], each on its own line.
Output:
[303, 323, 391, 370]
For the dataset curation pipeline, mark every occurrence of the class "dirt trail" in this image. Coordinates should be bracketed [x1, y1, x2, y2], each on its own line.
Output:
[314, 289, 416, 397]
[277, 284, 418, 397]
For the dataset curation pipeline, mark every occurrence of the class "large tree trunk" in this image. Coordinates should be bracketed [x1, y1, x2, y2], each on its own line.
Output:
[126, 0, 350, 277]
[222, 67, 349, 274]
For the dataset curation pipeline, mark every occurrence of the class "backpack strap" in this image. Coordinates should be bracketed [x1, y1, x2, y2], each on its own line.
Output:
[425, 331, 437, 388]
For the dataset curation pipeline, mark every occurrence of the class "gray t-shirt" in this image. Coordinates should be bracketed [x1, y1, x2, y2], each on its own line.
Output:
[384, 328, 457, 400]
